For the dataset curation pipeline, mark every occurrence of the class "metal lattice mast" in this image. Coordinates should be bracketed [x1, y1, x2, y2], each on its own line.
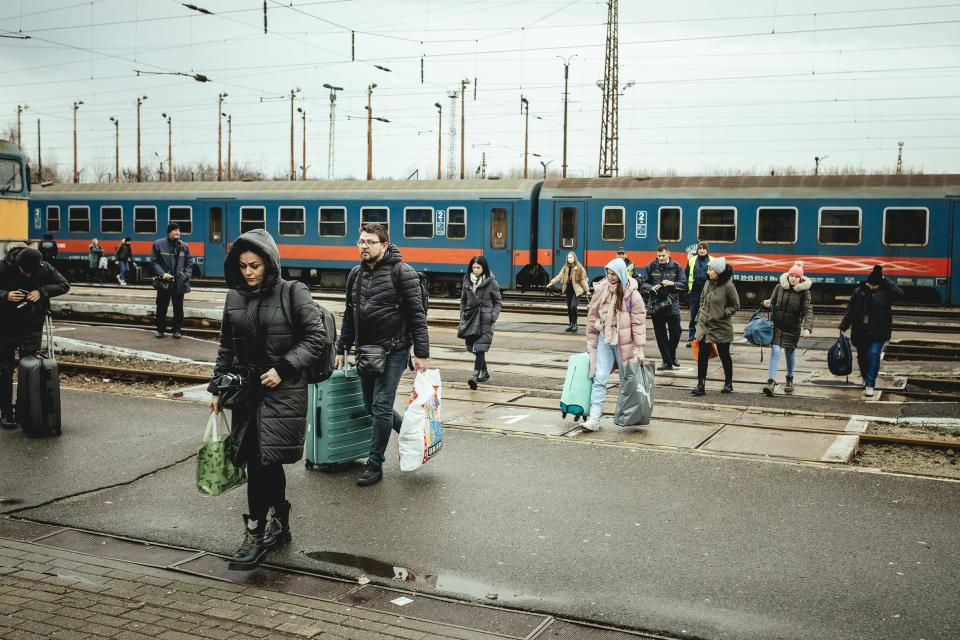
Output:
[598, 0, 619, 177]
[446, 91, 458, 179]
[324, 85, 343, 180]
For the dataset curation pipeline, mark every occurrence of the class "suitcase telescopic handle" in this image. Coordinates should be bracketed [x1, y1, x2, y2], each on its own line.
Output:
[45, 313, 55, 360]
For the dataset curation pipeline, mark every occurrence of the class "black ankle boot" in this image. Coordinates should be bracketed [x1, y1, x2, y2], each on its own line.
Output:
[267, 501, 292, 545]
[721, 382, 734, 393]
[477, 367, 490, 383]
[228, 514, 274, 571]
[0, 409, 16, 430]
[468, 370, 479, 390]
[691, 380, 706, 396]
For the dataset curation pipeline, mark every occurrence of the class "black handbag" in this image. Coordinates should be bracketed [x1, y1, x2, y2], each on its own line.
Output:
[152, 276, 174, 292]
[355, 344, 388, 377]
[457, 305, 482, 340]
[216, 367, 256, 409]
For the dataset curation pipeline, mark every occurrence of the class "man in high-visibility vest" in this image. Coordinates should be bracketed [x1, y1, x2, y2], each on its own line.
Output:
[685, 241, 711, 346]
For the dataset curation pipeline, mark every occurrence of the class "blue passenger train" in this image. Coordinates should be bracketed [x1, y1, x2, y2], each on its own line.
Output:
[25, 174, 960, 303]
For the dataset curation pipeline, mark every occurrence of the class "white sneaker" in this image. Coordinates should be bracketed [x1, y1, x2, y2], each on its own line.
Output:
[582, 413, 601, 431]
[864, 387, 875, 398]
[116, 274, 122, 284]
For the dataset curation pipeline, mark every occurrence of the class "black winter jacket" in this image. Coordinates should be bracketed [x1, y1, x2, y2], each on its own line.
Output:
[0, 248, 71, 331]
[840, 277, 902, 345]
[460, 274, 503, 354]
[639, 258, 688, 316]
[209, 229, 327, 466]
[151, 237, 194, 295]
[769, 273, 814, 349]
[337, 244, 430, 359]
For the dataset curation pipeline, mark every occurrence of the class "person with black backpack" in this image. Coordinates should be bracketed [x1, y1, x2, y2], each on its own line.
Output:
[335, 223, 431, 487]
[207, 229, 327, 571]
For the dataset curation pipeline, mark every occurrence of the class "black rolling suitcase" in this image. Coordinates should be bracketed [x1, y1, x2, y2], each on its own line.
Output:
[16, 316, 62, 438]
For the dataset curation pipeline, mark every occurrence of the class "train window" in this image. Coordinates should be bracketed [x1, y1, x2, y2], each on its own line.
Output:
[240, 206, 266, 234]
[209, 207, 223, 243]
[46, 206, 60, 233]
[319, 207, 346, 237]
[404, 207, 434, 239]
[818, 208, 861, 245]
[602, 207, 625, 242]
[0, 158, 22, 191]
[883, 208, 928, 247]
[68, 206, 90, 233]
[100, 206, 123, 234]
[490, 207, 508, 250]
[447, 207, 466, 239]
[658, 207, 681, 242]
[756, 207, 797, 244]
[559, 207, 577, 249]
[361, 207, 389, 236]
[168, 206, 193, 234]
[134, 206, 157, 234]
[697, 207, 736, 243]
[279, 206, 305, 237]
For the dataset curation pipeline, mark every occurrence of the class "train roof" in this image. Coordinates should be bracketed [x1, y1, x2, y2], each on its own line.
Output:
[32, 179, 542, 200]
[0, 139, 25, 157]
[540, 174, 960, 199]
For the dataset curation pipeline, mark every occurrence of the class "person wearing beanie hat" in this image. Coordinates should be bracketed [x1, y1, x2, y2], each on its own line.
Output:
[150, 221, 194, 338]
[583, 258, 647, 430]
[639, 245, 687, 370]
[691, 256, 739, 397]
[840, 264, 903, 397]
[0, 241, 71, 428]
[685, 241, 711, 345]
[761, 261, 813, 397]
[38, 232, 58, 263]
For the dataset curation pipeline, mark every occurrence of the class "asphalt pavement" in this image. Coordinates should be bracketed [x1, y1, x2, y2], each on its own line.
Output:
[2, 388, 958, 640]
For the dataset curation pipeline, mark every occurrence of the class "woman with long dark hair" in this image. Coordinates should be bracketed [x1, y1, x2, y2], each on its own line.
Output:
[547, 251, 589, 332]
[459, 255, 502, 389]
[208, 229, 326, 571]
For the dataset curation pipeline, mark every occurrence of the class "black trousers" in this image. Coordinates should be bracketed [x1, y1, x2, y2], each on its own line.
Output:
[473, 351, 486, 372]
[155, 291, 184, 333]
[0, 330, 42, 413]
[652, 310, 682, 363]
[696, 339, 733, 383]
[240, 423, 286, 522]
[565, 287, 579, 325]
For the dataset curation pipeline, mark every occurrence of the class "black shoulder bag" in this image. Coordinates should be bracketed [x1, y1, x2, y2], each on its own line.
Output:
[217, 298, 263, 408]
[152, 242, 179, 292]
[351, 268, 399, 377]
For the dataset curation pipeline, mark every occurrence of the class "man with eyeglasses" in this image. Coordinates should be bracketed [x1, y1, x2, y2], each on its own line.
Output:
[336, 224, 430, 486]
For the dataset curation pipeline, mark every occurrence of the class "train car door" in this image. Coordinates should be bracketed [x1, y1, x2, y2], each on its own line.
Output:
[201, 201, 228, 277]
[950, 197, 960, 304]
[484, 202, 513, 279]
[553, 200, 586, 275]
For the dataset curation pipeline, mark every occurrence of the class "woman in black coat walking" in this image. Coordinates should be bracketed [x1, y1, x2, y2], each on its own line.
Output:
[459, 255, 502, 389]
[839, 265, 902, 398]
[208, 229, 327, 570]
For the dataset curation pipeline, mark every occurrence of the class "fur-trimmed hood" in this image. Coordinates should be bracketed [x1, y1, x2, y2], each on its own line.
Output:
[779, 272, 812, 291]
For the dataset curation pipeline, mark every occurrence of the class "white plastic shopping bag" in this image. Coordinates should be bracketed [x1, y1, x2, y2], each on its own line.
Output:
[398, 369, 443, 471]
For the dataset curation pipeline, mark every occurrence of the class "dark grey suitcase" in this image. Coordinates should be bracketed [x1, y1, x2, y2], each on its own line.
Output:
[16, 316, 61, 438]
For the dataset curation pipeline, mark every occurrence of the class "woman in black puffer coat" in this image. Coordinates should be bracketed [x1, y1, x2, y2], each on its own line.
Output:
[761, 261, 814, 396]
[208, 229, 326, 570]
[459, 255, 502, 389]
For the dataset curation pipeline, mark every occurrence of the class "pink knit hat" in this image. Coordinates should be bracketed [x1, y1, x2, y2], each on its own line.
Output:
[788, 260, 804, 277]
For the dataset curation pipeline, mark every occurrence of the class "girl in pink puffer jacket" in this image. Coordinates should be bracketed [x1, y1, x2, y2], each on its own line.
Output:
[583, 258, 647, 430]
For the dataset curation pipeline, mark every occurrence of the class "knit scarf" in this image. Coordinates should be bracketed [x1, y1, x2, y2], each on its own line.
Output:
[596, 282, 620, 345]
[469, 273, 484, 292]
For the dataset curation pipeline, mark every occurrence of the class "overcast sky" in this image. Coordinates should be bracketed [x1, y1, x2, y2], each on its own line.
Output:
[2, 0, 959, 181]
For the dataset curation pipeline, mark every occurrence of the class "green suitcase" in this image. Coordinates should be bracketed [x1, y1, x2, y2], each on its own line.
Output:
[560, 352, 593, 421]
[304, 366, 372, 470]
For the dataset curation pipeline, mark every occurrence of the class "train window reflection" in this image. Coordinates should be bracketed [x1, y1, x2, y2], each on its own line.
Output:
[240, 206, 266, 234]
[169, 206, 193, 234]
[319, 207, 346, 237]
[883, 208, 928, 247]
[100, 206, 123, 234]
[404, 207, 434, 239]
[559, 207, 577, 249]
[279, 206, 305, 237]
[602, 207, 625, 242]
[361, 207, 389, 236]
[68, 206, 90, 233]
[818, 208, 861, 245]
[134, 206, 156, 234]
[447, 207, 466, 239]
[697, 207, 736, 243]
[491, 207, 508, 249]
[209, 207, 223, 243]
[46, 206, 60, 233]
[757, 207, 797, 244]
[658, 207, 681, 242]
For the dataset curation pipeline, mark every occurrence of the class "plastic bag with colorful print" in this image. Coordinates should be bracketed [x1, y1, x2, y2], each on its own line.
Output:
[398, 369, 443, 471]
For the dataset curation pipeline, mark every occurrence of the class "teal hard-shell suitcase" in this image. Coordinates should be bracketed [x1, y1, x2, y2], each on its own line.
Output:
[304, 367, 372, 469]
[560, 352, 593, 421]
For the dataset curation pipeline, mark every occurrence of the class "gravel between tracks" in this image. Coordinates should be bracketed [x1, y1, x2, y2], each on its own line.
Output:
[854, 444, 960, 479]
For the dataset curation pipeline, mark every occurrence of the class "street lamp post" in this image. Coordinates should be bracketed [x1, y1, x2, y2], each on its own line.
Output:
[434, 102, 442, 180]
[520, 96, 529, 179]
[109, 117, 119, 183]
[460, 78, 471, 180]
[814, 154, 829, 176]
[16, 105, 28, 148]
[558, 55, 577, 178]
[72, 100, 83, 184]
[136, 95, 147, 182]
[161, 113, 172, 182]
[322, 83, 343, 180]
[217, 92, 227, 181]
[366, 83, 377, 180]
[297, 107, 307, 180]
[290, 87, 301, 180]
[539, 158, 553, 179]
[222, 113, 232, 180]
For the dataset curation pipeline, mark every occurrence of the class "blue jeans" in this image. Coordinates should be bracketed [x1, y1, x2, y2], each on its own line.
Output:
[590, 335, 623, 413]
[359, 349, 408, 465]
[856, 340, 885, 388]
[767, 344, 795, 380]
[118, 259, 130, 282]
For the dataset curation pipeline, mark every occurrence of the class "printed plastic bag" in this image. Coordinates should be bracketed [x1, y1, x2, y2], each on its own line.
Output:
[196, 411, 246, 496]
[615, 359, 656, 427]
[398, 369, 443, 471]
